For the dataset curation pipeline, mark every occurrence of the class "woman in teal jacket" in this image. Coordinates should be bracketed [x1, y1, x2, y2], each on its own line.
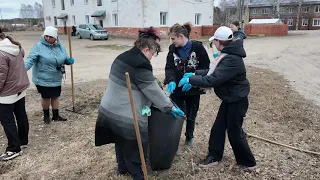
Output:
[25, 26, 74, 124]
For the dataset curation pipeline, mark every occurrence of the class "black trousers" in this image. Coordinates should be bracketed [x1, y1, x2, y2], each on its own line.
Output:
[170, 94, 200, 140]
[115, 144, 144, 180]
[0, 97, 29, 153]
[208, 97, 256, 167]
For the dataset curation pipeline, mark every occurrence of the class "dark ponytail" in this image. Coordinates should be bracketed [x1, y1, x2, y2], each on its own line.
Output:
[231, 21, 240, 27]
[134, 26, 161, 55]
[169, 22, 192, 38]
[0, 28, 21, 48]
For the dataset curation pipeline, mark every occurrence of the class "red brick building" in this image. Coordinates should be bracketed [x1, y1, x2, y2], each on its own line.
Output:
[246, 0, 320, 30]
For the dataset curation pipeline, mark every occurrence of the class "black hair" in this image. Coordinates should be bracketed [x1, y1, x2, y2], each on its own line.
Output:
[231, 21, 240, 27]
[134, 26, 161, 55]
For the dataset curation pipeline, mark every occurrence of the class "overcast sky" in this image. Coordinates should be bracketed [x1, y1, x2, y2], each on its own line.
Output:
[0, 0, 42, 19]
[0, 0, 220, 20]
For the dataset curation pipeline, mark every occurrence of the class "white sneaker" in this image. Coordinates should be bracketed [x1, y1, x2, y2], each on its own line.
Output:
[239, 165, 256, 172]
[1, 151, 22, 161]
[0, 153, 6, 158]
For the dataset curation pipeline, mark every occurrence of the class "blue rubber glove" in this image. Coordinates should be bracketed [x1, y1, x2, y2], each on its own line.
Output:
[182, 83, 192, 92]
[171, 106, 185, 118]
[213, 52, 219, 58]
[178, 77, 189, 87]
[166, 82, 176, 94]
[66, 57, 75, 65]
[183, 72, 195, 78]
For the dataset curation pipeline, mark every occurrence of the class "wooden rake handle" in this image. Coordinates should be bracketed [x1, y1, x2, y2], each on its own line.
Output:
[125, 72, 148, 180]
[67, 27, 75, 111]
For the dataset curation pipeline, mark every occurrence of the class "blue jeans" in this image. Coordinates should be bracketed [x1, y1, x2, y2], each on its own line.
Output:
[115, 144, 144, 180]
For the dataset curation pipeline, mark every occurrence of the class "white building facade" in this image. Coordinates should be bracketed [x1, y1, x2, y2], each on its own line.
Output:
[43, 0, 214, 37]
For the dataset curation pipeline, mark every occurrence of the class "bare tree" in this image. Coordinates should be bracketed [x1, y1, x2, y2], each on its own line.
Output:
[218, 0, 239, 25]
[34, 2, 44, 18]
[237, 0, 245, 26]
[19, 4, 34, 19]
[213, 6, 226, 25]
[294, 0, 304, 30]
[19, 4, 35, 26]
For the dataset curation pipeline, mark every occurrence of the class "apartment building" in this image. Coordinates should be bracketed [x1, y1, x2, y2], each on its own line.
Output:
[246, 0, 320, 30]
[42, 0, 214, 37]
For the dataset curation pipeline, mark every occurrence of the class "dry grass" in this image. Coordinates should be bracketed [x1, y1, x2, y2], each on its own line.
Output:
[0, 66, 319, 180]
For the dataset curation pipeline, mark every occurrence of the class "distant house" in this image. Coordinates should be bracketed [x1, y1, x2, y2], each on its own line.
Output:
[42, 0, 214, 37]
[225, 0, 320, 30]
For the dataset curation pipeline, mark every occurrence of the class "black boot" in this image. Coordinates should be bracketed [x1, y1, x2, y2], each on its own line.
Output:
[43, 109, 50, 124]
[185, 138, 194, 148]
[52, 109, 67, 121]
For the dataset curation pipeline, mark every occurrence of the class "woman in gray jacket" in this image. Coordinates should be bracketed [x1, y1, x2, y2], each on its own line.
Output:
[0, 28, 30, 161]
[95, 27, 184, 180]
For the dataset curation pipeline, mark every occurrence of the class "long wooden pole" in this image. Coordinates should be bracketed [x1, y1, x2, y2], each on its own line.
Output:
[125, 72, 148, 180]
[246, 133, 320, 156]
[67, 27, 75, 111]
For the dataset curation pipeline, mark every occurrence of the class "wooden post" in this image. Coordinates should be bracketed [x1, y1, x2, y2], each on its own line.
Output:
[125, 72, 148, 180]
[67, 27, 75, 111]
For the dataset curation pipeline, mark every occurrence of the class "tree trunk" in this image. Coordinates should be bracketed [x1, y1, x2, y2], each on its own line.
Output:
[296, 1, 302, 30]
[238, 0, 244, 28]
[277, 1, 280, 18]
[272, 5, 276, 18]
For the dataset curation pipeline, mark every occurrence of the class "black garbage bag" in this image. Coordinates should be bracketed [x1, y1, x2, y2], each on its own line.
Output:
[148, 106, 185, 171]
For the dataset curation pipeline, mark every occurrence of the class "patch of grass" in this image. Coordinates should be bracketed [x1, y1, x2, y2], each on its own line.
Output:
[1, 67, 319, 180]
[85, 44, 133, 50]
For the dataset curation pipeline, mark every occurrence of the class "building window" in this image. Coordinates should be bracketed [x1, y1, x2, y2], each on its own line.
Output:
[61, 0, 65, 10]
[289, 7, 293, 13]
[160, 12, 168, 26]
[99, 20, 103, 27]
[287, 19, 293, 26]
[52, 0, 56, 7]
[54, 16, 57, 26]
[84, 0, 88, 4]
[113, 13, 118, 26]
[262, 8, 270, 14]
[303, 7, 309, 13]
[252, 8, 257, 14]
[85, 15, 90, 24]
[313, 18, 320, 26]
[97, 0, 102, 6]
[72, 15, 76, 25]
[195, 13, 201, 25]
[315, 6, 320, 13]
[70, 0, 74, 6]
[302, 19, 308, 26]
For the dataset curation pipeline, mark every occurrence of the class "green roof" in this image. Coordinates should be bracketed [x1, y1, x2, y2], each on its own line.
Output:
[91, 10, 106, 17]
[56, 13, 68, 19]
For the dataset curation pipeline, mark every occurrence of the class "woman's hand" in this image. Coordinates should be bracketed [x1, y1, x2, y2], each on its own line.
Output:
[166, 82, 176, 94]
[65, 57, 74, 65]
[171, 106, 185, 118]
[178, 77, 189, 87]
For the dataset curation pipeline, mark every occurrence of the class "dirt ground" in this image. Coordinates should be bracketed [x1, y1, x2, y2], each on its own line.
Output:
[0, 30, 319, 180]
